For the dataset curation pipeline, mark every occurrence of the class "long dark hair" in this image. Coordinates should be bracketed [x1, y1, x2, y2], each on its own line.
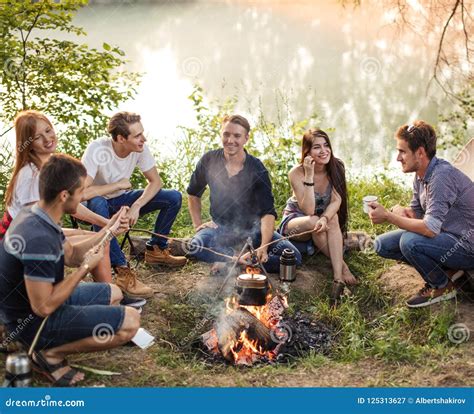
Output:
[301, 129, 349, 235]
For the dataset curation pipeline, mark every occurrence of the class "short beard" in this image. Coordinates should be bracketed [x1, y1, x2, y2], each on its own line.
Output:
[63, 196, 78, 215]
[404, 160, 420, 173]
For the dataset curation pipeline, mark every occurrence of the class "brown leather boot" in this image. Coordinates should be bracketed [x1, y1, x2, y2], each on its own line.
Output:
[114, 265, 154, 299]
[145, 245, 187, 267]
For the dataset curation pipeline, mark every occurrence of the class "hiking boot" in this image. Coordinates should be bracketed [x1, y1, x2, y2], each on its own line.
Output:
[144, 245, 187, 267]
[406, 281, 456, 308]
[114, 265, 154, 299]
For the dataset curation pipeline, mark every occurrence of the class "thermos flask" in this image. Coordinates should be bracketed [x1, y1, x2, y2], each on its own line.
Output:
[279, 248, 297, 282]
[3, 352, 32, 387]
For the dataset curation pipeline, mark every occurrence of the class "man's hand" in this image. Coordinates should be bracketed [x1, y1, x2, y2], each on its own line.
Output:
[127, 204, 141, 227]
[196, 221, 218, 232]
[240, 248, 268, 265]
[106, 207, 130, 236]
[256, 247, 268, 264]
[390, 204, 414, 218]
[81, 244, 105, 272]
[313, 216, 329, 233]
[117, 178, 132, 191]
[369, 202, 388, 224]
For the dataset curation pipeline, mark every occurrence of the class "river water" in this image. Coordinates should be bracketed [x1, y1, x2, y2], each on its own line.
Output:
[6, 0, 461, 183]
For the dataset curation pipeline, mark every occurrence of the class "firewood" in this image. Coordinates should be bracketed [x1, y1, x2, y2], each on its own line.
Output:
[216, 307, 277, 361]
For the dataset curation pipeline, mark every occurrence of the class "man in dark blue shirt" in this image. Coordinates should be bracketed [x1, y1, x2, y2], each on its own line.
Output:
[187, 114, 301, 273]
[0, 154, 139, 386]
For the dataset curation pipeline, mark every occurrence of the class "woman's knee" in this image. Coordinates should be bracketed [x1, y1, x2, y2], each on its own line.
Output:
[303, 215, 318, 229]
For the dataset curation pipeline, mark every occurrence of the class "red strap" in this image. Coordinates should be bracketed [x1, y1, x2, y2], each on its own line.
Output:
[0, 211, 12, 239]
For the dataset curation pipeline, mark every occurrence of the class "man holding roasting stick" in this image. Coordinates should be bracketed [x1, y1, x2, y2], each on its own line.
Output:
[0, 155, 140, 386]
[369, 121, 474, 308]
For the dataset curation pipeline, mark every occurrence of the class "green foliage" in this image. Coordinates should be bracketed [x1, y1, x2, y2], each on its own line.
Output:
[347, 174, 411, 234]
[157, 86, 228, 192]
[159, 86, 319, 214]
[438, 81, 474, 150]
[0, 0, 140, 202]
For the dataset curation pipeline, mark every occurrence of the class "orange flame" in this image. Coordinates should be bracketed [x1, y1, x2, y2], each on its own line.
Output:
[245, 266, 261, 275]
[221, 294, 287, 365]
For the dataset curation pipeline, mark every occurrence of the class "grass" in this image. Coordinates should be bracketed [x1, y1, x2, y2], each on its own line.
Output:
[1, 175, 472, 387]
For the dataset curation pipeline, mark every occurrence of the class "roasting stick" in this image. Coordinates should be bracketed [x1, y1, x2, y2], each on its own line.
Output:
[129, 228, 318, 261]
[129, 228, 235, 260]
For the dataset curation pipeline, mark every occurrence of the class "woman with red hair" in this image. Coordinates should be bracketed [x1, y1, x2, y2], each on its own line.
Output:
[1, 110, 113, 283]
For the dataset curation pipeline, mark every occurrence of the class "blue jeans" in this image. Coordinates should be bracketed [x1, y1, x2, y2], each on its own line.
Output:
[86, 189, 182, 266]
[7, 283, 124, 350]
[375, 230, 474, 288]
[189, 225, 302, 273]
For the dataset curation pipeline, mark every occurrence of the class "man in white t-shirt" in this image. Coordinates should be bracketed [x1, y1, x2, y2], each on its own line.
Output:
[81, 112, 186, 298]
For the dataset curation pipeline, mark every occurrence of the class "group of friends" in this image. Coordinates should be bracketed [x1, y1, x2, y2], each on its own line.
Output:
[0, 110, 472, 386]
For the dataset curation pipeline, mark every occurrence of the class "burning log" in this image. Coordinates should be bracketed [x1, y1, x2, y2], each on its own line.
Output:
[215, 308, 278, 363]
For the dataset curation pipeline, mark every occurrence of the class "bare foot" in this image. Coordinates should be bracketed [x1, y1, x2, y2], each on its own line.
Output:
[342, 262, 358, 285]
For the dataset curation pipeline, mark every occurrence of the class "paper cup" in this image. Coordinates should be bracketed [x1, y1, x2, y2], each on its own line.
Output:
[363, 195, 378, 213]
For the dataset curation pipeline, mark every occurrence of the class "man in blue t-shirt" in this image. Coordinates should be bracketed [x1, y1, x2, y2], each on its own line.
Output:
[187, 114, 302, 273]
[0, 154, 140, 386]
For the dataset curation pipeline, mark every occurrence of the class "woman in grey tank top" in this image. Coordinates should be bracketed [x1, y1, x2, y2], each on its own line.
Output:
[278, 129, 357, 290]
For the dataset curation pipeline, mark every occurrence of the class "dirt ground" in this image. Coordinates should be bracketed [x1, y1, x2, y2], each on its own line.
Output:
[2, 260, 473, 387]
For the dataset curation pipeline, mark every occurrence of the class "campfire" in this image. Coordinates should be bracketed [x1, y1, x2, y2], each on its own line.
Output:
[199, 239, 333, 366]
[202, 266, 292, 366]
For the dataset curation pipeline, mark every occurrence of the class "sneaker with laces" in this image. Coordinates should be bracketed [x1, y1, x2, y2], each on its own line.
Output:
[406, 281, 456, 308]
[120, 294, 147, 309]
[114, 265, 154, 299]
[145, 245, 187, 267]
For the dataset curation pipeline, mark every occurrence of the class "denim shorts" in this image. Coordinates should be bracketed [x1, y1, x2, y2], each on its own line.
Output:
[278, 213, 305, 236]
[10, 282, 125, 351]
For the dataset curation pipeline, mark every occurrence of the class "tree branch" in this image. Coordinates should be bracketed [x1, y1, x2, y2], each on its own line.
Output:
[460, 0, 470, 62]
[19, 3, 43, 109]
[433, 0, 460, 78]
